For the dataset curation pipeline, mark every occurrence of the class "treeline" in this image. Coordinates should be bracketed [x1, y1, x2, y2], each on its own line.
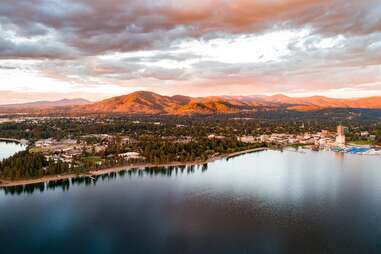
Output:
[0, 137, 265, 181]
[0, 151, 71, 180]
[77, 136, 266, 168]
[87, 134, 265, 164]
[138, 138, 264, 164]
[75, 138, 267, 171]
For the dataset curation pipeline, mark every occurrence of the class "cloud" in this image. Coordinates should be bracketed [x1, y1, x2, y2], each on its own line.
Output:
[1, 0, 380, 58]
[0, 0, 380, 99]
[0, 35, 78, 59]
[0, 65, 16, 70]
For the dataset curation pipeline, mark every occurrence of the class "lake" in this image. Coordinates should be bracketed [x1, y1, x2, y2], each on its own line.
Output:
[0, 141, 26, 161]
[1, 149, 381, 253]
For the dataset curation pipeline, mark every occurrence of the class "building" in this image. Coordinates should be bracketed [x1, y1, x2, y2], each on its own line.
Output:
[336, 125, 346, 146]
[238, 136, 256, 143]
[118, 152, 142, 160]
[336, 135, 346, 146]
[208, 134, 225, 140]
[337, 125, 345, 136]
[259, 135, 269, 142]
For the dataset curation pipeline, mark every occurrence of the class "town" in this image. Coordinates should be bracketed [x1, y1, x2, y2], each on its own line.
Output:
[239, 124, 380, 154]
[1, 114, 381, 179]
[8, 117, 381, 170]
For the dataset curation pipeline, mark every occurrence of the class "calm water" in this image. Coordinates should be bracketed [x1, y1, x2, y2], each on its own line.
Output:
[1, 149, 381, 254]
[0, 141, 26, 161]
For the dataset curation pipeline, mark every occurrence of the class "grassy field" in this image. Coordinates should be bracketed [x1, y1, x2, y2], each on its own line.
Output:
[349, 140, 375, 146]
[29, 147, 42, 153]
[83, 156, 104, 163]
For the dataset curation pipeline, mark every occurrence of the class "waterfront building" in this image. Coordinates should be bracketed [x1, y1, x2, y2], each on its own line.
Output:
[337, 125, 345, 136]
[336, 125, 346, 146]
[336, 135, 346, 146]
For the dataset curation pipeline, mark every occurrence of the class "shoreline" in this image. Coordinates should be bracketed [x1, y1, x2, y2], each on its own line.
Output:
[0, 147, 268, 188]
[0, 138, 28, 145]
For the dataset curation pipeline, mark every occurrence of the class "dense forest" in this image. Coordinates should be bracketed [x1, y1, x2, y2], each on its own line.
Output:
[137, 138, 265, 163]
[76, 137, 266, 171]
[0, 151, 72, 180]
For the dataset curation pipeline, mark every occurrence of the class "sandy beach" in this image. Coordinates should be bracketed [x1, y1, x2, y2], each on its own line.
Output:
[0, 147, 268, 188]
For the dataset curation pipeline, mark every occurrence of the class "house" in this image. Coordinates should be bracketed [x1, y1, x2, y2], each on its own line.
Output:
[238, 136, 256, 143]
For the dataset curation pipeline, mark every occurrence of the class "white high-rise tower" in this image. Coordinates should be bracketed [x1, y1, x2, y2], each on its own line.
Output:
[336, 125, 346, 146]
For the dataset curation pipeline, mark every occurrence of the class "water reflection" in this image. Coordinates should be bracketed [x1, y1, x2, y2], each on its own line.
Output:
[2, 150, 381, 253]
[1, 163, 209, 195]
[0, 141, 26, 161]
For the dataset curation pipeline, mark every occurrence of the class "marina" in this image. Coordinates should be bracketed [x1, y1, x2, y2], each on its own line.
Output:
[331, 146, 381, 155]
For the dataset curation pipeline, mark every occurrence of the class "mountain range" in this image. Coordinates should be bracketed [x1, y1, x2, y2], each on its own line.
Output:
[77, 91, 381, 114]
[0, 98, 90, 112]
[2, 91, 381, 115]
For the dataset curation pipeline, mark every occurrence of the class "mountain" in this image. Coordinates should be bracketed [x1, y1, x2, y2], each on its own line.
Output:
[177, 101, 242, 115]
[77, 91, 381, 115]
[2, 91, 381, 115]
[254, 95, 381, 110]
[0, 98, 91, 113]
[0, 98, 90, 108]
[79, 91, 189, 114]
[78, 91, 263, 114]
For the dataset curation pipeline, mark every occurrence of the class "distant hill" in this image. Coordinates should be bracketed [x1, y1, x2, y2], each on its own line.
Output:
[76, 91, 381, 115]
[0, 98, 90, 113]
[2, 91, 381, 115]
[78, 91, 188, 114]
[252, 95, 381, 110]
[77, 91, 260, 114]
[176, 101, 241, 115]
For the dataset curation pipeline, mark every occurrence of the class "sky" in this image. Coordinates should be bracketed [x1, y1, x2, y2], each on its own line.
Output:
[0, 0, 381, 104]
